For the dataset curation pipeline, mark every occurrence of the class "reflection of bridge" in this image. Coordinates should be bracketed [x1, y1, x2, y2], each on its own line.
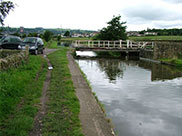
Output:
[74, 40, 154, 52]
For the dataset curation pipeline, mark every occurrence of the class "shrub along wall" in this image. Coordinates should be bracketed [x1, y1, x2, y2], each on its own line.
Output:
[0, 48, 29, 71]
[0, 50, 21, 59]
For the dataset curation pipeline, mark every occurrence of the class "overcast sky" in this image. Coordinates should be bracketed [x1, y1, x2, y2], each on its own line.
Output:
[3, 0, 182, 31]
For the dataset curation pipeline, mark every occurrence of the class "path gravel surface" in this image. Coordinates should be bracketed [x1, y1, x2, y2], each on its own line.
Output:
[67, 51, 114, 136]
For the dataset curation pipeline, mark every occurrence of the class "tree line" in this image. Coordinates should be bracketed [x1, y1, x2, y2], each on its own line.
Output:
[140, 28, 182, 36]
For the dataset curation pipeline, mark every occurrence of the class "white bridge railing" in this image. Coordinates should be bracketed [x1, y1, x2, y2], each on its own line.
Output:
[74, 40, 154, 49]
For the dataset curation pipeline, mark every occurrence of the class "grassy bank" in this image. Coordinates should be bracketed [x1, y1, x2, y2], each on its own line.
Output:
[44, 40, 58, 49]
[0, 55, 47, 136]
[129, 36, 182, 41]
[161, 58, 182, 68]
[42, 48, 83, 136]
[61, 37, 91, 41]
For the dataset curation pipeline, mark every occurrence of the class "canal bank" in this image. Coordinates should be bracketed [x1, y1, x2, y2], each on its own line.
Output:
[67, 52, 115, 136]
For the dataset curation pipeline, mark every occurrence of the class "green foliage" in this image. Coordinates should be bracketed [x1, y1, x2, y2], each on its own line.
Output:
[22, 33, 27, 38]
[57, 34, 61, 41]
[0, 1, 14, 25]
[45, 40, 58, 49]
[28, 32, 38, 37]
[94, 15, 127, 40]
[0, 55, 47, 135]
[12, 32, 20, 37]
[43, 30, 53, 42]
[42, 48, 83, 136]
[64, 30, 71, 37]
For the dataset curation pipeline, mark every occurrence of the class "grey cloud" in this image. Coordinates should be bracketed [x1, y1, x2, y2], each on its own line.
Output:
[121, 0, 182, 29]
[123, 4, 182, 21]
[164, 0, 182, 3]
[153, 21, 182, 28]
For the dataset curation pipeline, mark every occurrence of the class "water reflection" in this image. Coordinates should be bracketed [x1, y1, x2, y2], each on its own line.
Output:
[76, 58, 182, 136]
[139, 61, 182, 81]
[97, 59, 125, 82]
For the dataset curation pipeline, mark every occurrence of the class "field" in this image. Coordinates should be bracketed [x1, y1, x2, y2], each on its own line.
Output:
[61, 37, 91, 41]
[129, 36, 182, 41]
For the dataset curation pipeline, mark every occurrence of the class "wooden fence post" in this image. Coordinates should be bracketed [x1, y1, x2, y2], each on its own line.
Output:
[88, 41, 90, 47]
[127, 40, 129, 48]
[120, 40, 122, 48]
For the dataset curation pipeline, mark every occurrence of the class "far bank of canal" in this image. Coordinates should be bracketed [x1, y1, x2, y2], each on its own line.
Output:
[76, 56, 182, 136]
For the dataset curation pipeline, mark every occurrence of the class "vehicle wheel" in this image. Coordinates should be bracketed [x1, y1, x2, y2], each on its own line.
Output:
[34, 50, 38, 55]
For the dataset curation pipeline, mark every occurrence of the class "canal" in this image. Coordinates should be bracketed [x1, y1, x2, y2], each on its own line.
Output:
[76, 51, 182, 136]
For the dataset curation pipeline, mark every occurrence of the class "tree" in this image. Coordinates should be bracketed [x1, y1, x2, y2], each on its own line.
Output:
[57, 34, 61, 41]
[94, 15, 127, 40]
[43, 30, 53, 42]
[0, 0, 14, 25]
[64, 31, 70, 37]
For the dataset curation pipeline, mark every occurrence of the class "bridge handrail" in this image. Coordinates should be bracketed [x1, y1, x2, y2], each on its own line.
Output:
[74, 40, 154, 49]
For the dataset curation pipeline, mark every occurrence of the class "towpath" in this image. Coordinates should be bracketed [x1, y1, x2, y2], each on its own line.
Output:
[67, 52, 114, 136]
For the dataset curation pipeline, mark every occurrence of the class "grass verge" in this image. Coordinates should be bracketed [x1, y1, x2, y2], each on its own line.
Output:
[161, 58, 182, 68]
[129, 36, 182, 41]
[0, 55, 47, 136]
[42, 48, 83, 136]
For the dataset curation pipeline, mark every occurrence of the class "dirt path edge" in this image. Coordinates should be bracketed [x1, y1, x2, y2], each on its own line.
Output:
[29, 48, 57, 136]
[67, 51, 115, 136]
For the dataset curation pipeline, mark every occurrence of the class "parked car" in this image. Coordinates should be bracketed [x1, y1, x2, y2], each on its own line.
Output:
[20, 37, 44, 55]
[0, 35, 22, 49]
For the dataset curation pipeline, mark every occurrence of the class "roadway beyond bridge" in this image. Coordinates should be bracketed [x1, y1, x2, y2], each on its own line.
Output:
[73, 40, 155, 59]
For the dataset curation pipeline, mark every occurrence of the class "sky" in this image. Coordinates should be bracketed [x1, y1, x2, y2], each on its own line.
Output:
[3, 0, 182, 31]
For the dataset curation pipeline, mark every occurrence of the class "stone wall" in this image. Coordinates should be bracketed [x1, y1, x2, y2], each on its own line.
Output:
[140, 41, 182, 60]
[0, 50, 20, 58]
[140, 49, 154, 59]
[153, 41, 182, 59]
[0, 48, 29, 71]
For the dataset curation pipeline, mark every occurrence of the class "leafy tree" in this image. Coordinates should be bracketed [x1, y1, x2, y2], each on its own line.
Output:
[28, 32, 38, 37]
[22, 33, 27, 38]
[94, 15, 127, 40]
[43, 30, 53, 42]
[0, 0, 14, 25]
[57, 34, 61, 41]
[12, 32, 20, 37]
[64, 31, 70, 37]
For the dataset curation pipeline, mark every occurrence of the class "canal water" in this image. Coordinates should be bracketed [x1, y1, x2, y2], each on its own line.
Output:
[76, 52, 182, 136]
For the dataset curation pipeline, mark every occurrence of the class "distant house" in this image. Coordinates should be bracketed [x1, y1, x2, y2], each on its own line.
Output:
[144, 32, 158, 36]
[127, 31, 141, 37]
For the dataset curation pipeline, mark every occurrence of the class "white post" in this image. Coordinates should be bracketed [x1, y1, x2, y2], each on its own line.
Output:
[114, 41, 115, 48]
[108, 41, 110, 48]
[98, 41, 100, 47]
[120, 40, 122, 48]
[130, 41, 132, 48]
[88, 41, 90, 47]
[127, 40, 130, 48]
